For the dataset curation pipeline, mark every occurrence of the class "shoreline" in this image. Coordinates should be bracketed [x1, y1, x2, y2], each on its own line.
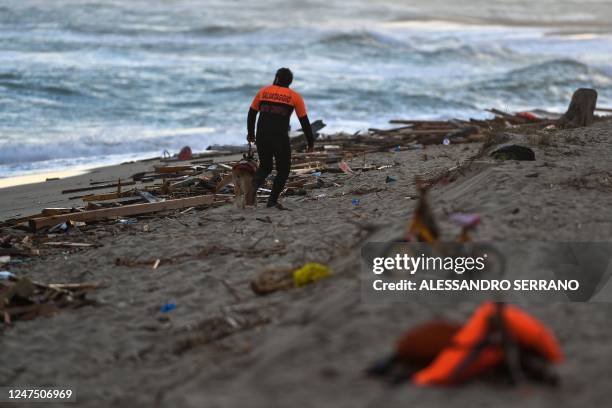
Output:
[0, 168, 90, 189]
[0, 151, 243, 221]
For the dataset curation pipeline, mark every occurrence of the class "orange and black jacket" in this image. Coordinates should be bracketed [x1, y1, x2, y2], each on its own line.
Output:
[248, 84, 314, 147]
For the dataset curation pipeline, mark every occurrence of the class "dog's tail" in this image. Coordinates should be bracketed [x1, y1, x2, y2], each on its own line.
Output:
[214, 173, 234, 193]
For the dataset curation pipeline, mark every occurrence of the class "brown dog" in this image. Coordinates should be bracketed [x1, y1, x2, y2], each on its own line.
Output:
[215, 153, 258, 208]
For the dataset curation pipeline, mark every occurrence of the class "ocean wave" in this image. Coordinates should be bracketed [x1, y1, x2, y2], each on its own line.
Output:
[0, 78, 86, 98]
[318, 30, 410, 49]
[316, 30, 517, 63]
[475, 59, 612, 91]
[459, 58, 612, 108]
[0, 72, 22, 81]
[60, 22, 258, 38]
[182, 25, 261, 36]
[507, 59, 594, 80]
[419, 43, 516, 62]
[208, 84, 262, 94]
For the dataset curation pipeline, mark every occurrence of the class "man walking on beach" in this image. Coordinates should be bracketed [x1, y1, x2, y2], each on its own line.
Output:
[247, 68, 314, 208]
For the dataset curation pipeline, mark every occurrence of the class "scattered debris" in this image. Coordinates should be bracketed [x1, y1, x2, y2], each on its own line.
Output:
[251, 263, 331, 295]
[449, 213, 481, 243]
[405, 180, 439, 243]
[29, 194, 217, 231]
[173, 312, 270, 355]
[350, 186, 384, 195]
[1, 274, 104, 326]
[293, 263, 331, 287]
[339, 161, 354, 175]
[159, 303, 177, 313]
[43, 242, 97, 248]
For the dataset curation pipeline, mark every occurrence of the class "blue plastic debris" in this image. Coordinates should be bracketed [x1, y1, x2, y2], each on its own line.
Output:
[159, 303, 177, 313]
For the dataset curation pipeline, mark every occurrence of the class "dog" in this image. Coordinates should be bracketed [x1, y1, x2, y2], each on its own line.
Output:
[215, 149, 258, 209]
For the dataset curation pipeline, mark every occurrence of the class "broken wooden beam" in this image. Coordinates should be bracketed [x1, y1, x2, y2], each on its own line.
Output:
[81, 190, 136, 202]
[61, 181, 136, 194]
[41, 208, 77, 216]
[153, 165, 195, 174]
[29, 194, 216, 231]
[43, 242, 97, 248]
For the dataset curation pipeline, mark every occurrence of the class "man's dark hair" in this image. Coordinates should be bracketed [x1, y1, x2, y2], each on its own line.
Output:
[274, 68, 293, 87]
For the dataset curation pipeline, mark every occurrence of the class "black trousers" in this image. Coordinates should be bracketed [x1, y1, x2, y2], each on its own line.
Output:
[254, 133, 291, 205]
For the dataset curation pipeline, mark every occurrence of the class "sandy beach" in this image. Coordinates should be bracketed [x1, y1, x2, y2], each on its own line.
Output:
[2, 118, 612, 407]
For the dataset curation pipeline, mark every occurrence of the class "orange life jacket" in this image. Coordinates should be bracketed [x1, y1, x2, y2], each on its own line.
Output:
[412, 302, 563, 386]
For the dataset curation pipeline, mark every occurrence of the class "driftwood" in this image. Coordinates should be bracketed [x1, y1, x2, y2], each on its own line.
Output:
[291, 119, 326, 150]
[29, 194, 216, 231]
[61, 181, 136, 195]
[558, 88, 598, 128]
[81, 190, 137, 202]
[153, 165, 195, 174]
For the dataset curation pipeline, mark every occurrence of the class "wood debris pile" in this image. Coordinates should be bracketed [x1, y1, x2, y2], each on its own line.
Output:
[1, 108, 590, 234]
[0, 272, 105, 326]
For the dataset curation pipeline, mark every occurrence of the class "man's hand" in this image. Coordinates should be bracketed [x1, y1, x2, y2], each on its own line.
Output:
[307, 145, 314, 153]
[247, 133, 255, 143]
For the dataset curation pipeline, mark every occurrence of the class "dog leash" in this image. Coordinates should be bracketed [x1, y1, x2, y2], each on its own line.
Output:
[247, 142, 254, 159]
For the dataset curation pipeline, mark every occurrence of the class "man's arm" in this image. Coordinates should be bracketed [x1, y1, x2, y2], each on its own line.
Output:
[298, 115, 315, 151]
[247, 107, 258, 142]
[293, 92, 314, 151]
[247, 89, 262, 142]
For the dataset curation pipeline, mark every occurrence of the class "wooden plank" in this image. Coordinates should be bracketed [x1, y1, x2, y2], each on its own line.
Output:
[62, 181, 136, 194]
[44, 242, 96, 248]
[41, 208, 75, 216]
[292, 161, 324, 169]
[153, 165, 194, 174]
[368, 125, 414, 133]
[81, 190, 136, 202]
[29, 194, 216, 231]
[0, 248, 40, 257]
[89, 179, 129, 186]
[595, 107, 612, 113]
[0, 213, 44, 227]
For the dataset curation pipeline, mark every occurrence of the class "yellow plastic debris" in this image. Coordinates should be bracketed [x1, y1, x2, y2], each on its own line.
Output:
[293, 263, 331, 287]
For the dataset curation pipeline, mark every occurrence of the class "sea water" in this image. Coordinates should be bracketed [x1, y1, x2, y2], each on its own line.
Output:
[1, 0, 611, 177]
